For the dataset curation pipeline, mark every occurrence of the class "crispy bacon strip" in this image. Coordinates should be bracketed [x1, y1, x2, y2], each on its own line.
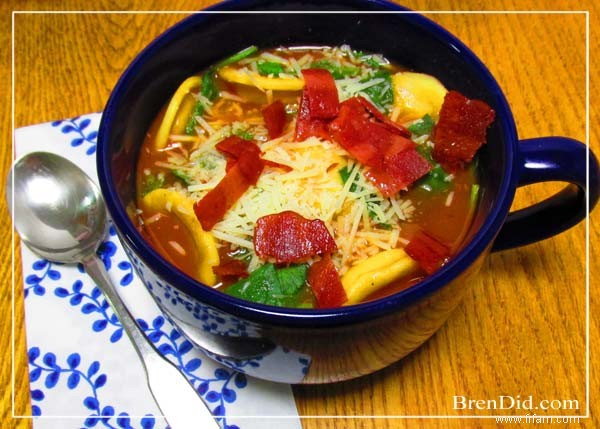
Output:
[262, 159, 293, 172]
[215, 135, 255, 158]
[212, 260, 248, 278]
[254, 210, 338, 264]
[356, 96, 410, 137]
[365, 141, 433, 197]
[294, 69, 339, 141]
[294, 93, 331, 141]
[194, 138, 264, 230]
[432, 90, 495, 172]
[307, 254, 347, 308]
[262, 100, 287, 139]
[301, 69, 340, 119]
[404, 231, 450, 274]
[328, 97, 379, 165]
[329, 97, 431, 196]
[217, 135, 291, 172]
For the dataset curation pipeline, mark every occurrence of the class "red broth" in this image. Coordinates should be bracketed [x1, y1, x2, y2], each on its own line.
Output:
[134, 46, 485, 308]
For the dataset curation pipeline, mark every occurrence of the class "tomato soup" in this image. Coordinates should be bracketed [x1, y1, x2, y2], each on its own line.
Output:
[134, 45, 493, 309]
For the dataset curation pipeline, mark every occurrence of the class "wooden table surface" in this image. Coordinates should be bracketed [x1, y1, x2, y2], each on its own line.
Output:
[1, 1, 598, 428]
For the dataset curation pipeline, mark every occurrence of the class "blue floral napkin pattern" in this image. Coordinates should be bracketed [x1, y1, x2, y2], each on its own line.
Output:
[14, 114, 302, 429]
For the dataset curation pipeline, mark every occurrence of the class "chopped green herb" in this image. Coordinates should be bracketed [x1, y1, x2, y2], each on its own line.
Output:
[339, 165, 358, 192]
[416, 145, 453, 192]
[470, 184, 480, 207]
[408, 114, 435, 136]
[309, 59, 334, 74]
[362, 57, 383, 68]
[340, 65, 360, 78]
[257, 61, 285, 77]
[232, 123, 254, 140]
[233, 128, 254, 140]
[171, 169, 192, 186]
[360, 70, 393, 113]
[185, 46, 258, 135]
[141, 174, 165, 197]
[419, 164, 452, 192]
[185, 118, 195, 136]
[185, 70, 217, 136]
[201, 68, 219, 101]
[216, 45, 258, 68]
[339, 165, 387, 223]
[196, 153, 218, 170]
[367, 208, 388, 225]
[310, 59, 359, 79]
[224, 263, 312, 308]
[185, 101, 206, 135]
[354, 50, 388, 69]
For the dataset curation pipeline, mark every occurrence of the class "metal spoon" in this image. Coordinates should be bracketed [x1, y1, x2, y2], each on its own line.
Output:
[7, 151, 220, 429]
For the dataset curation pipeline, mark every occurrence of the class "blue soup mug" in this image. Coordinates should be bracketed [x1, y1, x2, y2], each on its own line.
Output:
[97, 0, 599, 383]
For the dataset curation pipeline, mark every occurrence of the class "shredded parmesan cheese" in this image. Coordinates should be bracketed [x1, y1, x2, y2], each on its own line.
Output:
[260, 52, 289, 63]
[168, 241, 187, 255]
[220, 91, 246, 102]
[194, 115, 215, 135]
[197, 136, 414, 271]
[145, 213, 163, 224]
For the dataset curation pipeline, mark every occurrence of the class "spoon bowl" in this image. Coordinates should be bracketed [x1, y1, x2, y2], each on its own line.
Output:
[7, 152, 106, 263]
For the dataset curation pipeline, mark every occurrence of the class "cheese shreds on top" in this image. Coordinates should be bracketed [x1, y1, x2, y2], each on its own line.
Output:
[158, 130, 415, 273]
[169, 129, 413, 274]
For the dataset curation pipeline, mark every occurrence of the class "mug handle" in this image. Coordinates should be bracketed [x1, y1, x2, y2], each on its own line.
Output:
[492, 137, 600, 252]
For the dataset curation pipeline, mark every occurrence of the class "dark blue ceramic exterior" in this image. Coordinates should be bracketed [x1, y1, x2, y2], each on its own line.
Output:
[97, 0, 599, 383]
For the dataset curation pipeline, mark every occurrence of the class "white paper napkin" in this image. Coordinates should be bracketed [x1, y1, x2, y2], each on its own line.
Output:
[14, 113, 302, 429]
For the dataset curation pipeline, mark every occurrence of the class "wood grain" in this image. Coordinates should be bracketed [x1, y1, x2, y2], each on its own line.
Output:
[1, 1, 598, 428]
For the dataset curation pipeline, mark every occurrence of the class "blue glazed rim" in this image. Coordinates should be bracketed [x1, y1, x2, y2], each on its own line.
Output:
[98, 0, 518, 328]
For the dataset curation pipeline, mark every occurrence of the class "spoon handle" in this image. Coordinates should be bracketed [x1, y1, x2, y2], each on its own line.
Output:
[83, 256, 220, 429]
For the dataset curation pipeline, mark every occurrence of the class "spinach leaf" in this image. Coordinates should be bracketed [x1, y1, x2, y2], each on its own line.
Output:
[339, 165, 358, 192]
[257, 61, 285, 77]
[416, 145, 452, 192]
[185, 46, 258, 135]
[216, 45, 258, 68]
[310, 59, 359, 79]
[171, 169, 192, 186]
[361, 70, 393, 113]
[225, 263, 312, 308]
[201, 68, 219, 101]
[470, 184, 480, 207]
[185, 100, 206, 135]
[408, 114, 435, 136]
[276, 264, 309, 295]
[419, 164, 452, 192]
[195, 152, 218, 170]
[233, 128, 254, 140]
[141, 174, 165, 197]
[185, 67, 220, 135]
[353, 50, 386, 69]
[339, 165, 388, 226]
